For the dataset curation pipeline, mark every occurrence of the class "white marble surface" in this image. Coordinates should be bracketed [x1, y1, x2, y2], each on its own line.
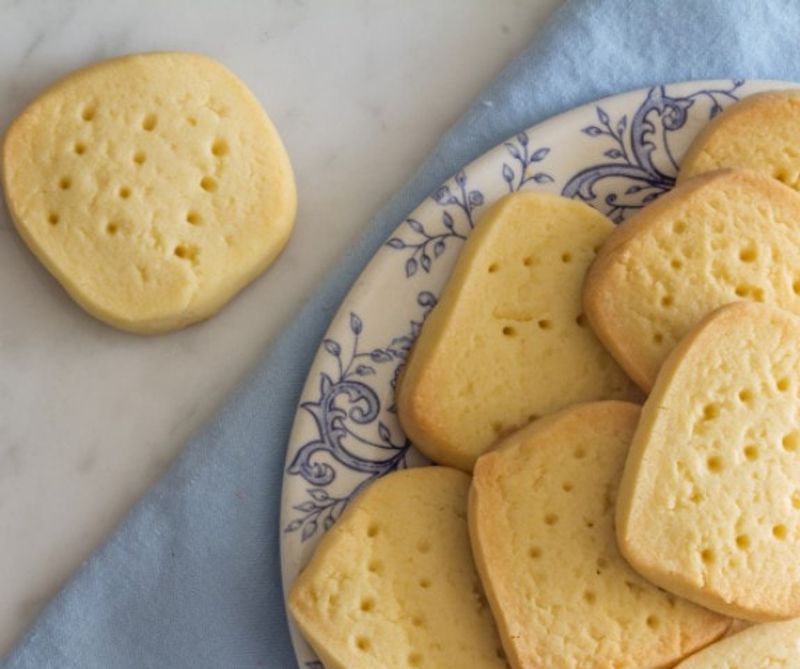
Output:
[0, 0, 562, 657]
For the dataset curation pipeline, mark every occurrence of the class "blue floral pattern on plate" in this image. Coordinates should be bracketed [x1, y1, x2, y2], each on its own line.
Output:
[281, 80, 790, 667]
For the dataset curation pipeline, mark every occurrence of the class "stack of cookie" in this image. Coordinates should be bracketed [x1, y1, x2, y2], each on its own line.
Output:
[290, 91, 800, 667]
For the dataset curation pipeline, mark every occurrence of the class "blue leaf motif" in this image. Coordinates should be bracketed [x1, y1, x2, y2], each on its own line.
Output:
[406, 218, 424, 234]
[532, 173, 554, 184]
[442, 210, 454, 229]
[405, 258, 418, 277]
[350, 313, 363, 335]
[285, 519, 303, 533]
[582, 125, 603, 137]
[625, 184, 644, 194]
[433, 186, 451, 204]
[370, 349, 393, 363]
[355, 364, 375, 376]
[468, 190, 484, 206]
[455, 171, 467, 187]
[420, 253, 432, 272]
[418, 291, 437, 308]
[296, 501, 316, 512]
[308, 489, 329, 502]
[709, 103, 722, 118]
[433, 240, 446, 257]
[597, 106, 610, 125]
[502, 163, 514, 184]
[516, 132, 529, 146]
[504, 142, 521, 160]
[301, 520, 318, 542]
[604, 149, 624, 159]
[386, 238, 405, 249]
[323, 339, 341, 357]
[378, 422, 391, 443]
[323, 516, 335, 530]
[617, 115, 627, 135]
[530, 147, 550, 162]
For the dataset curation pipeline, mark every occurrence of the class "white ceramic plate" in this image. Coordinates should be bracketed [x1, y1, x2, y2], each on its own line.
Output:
[280, 79, 794, 668]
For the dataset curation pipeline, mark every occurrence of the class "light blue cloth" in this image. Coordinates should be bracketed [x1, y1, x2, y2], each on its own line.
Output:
[5, 0, 800, 667]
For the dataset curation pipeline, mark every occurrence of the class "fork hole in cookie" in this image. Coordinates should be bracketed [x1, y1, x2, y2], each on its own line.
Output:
[562, 482, 573, 492]
[142, 113, 157, 131]
[416, 539, 430, 554]
[47, 212, 59, 225]
[583, 590, 596, 605]
[133, 150, 146, 165]
[738, 388, 754, 403]
[106, 222, 119, 236]
[186, 211, 202, 225]
[735, 534, 750, 550]
[777, 377, 791, 392]
[73, 142, 86, 155]
[739, 246, 757, 263]
[773, 524, 788, 540]
[200, 176, 218, 193]
[360, 597, 375, 612]
[118, 186, 131, 199]
[743, 445, 759, 461]
[538, 319, 552, 331]
[702, 403, 719, 421]
[561, 252, 572, 263]
[59, 176, 72, 190]
[646, 615, 660, 630]
[673, 220, 687, 234]
[528, 546, 542, 559]
[418, 578, 431, 589]
[783, 433, 798, 452]
[211, 138, 229, 157]
[575, 313, 587, 328]
[407, 652, 422, 667]
[367, 560, 383, 574]
[661, 295, 673, 308]
[522, 256, 533, 267]
[671, 258, 683, 270]
[502, 326, 516, 337]
[700, 548, 715, 564]
[366, 524, 379, 538]
[411, 615, 424, 627]
[706, 456, 723, 473]
[81, 105, 96, 122]
[574, 447, 586, 460]
[355, 636, 371, 652]
[653, 332, 664, 345]
[488, 262, 499, 273]
[544, 513, 559, 526]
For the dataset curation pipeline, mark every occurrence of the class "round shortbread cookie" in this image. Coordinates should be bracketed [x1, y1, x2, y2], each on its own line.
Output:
[584, 169, 800, 391]
[1, 52, 296, 333]
[469, 401, 729, 669]
[675, 618, 800, 668]
[617, 302, 800, 621]
[680, 89, 800, 189]
[396, 192, 640, 472]
[289, 467, 508, 669]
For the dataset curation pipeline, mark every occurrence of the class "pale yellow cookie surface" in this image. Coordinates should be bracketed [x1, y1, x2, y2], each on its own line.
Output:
[680, 90, 800, 189]
[2, 52, 296, 333]
[289, 467, 508, 669]
[617, 303, 800, 621]
[396, 192, 639, 472]
[584, 169, 800, 391]
[675, 618, 800, 668]
[470, 401, 729, 669]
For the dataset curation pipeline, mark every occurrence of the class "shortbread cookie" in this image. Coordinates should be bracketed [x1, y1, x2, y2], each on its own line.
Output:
[470, 402, 729, 669]
[2, 52, 296, 333]
[396, 192, 639, 472]
[680, 90, 800, 189]
[584, 169, 800, 391]
[617, 303, 800, 621]
[675, 618, 800, 668]
[289, 467, 508, 669]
